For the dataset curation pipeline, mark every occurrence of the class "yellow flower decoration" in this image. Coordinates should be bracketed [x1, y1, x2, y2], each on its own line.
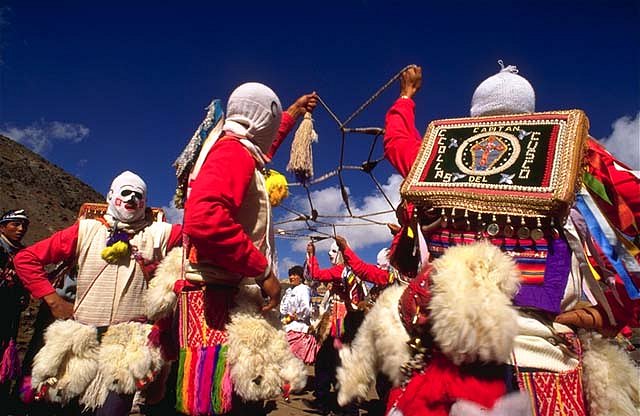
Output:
[265, 169, 289, 207]
[101, 241, 130, 263]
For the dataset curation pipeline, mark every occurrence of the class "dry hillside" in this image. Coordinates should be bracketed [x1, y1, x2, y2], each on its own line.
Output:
[0, 134, 104, 243]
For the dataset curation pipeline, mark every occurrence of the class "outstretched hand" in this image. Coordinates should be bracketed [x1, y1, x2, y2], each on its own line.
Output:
[334, 235, 349, 252]
[306, 241, 316, 257]
[287, 92, 319, 119]
[387, 223, 401, 236]
[259, 272, 282, 313]
[400, 66, 422, 99]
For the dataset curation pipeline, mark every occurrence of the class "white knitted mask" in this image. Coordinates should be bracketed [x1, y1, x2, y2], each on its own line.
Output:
[223, 82, 283, 156]
[376, 248, 390, 270]
[328, 242, 344, 266]
[470, 60, 535, 117]
[106, 171, 147, 223]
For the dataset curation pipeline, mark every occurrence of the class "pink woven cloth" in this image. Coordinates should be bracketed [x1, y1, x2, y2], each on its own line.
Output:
[286, 331, 320, 365]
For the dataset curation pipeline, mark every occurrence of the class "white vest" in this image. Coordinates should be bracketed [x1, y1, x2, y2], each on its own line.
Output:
[74, 219, 173, 326]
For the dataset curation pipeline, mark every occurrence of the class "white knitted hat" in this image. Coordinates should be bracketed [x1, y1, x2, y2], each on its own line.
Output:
[470, 60, 536, 117]
[223, 82, 282, 156]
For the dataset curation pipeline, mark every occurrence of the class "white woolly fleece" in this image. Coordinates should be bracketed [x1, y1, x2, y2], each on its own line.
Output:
[80, 322, 165, 410]
[336, 284, 409, 406]
[145, 246, 183, 320]
[580, 330, 640, 416]
[31, 320, 100, 404]
[226, 285, 307, 401]
[429, 240, 521, 365]
[470, 60, 535, 117]
[451, 392, 532, 416]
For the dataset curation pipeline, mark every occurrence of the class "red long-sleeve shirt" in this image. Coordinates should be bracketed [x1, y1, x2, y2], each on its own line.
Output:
[342, 246, 390, 286]
[308, 248, 390, 286]
[183, 113, 295, 277]
[384, 97, 422, 178]
[14, 222, 182, 299]
[307, 255, 344, 283]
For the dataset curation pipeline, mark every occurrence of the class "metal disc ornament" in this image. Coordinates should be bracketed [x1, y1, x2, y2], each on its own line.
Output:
[503, 224, 515, 238]
[486, 223, 500, 237]
[517, 226, 531, 240]
[531, 228, 545, 241]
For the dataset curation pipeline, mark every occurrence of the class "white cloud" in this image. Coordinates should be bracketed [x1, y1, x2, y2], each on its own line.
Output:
[49, 121, 90, 143]
[277, 256, 300, 280]
[0, 120, 90, 155]
[277, 174, 403, 253]
[600, 112, 640, 170]
[161, 200, 184, 224]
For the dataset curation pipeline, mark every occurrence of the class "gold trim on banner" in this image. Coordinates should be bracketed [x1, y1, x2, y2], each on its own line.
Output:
[400, 110, 589, 218]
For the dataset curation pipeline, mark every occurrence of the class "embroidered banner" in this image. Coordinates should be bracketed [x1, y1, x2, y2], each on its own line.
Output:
[401, 110, 589, 219]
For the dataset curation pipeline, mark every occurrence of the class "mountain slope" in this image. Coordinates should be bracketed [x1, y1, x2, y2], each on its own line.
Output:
[0, 135, 104, 244]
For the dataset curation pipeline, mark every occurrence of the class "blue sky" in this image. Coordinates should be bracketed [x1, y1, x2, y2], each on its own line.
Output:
[1, 1, 638, 276]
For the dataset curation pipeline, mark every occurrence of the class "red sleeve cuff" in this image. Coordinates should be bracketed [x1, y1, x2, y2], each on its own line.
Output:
[30, 280, 56, 299]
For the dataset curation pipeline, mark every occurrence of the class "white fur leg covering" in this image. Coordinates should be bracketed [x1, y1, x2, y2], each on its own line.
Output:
[580, 330, 640, 416]
[80, 322, 165, 410]
[429, 241, 520, 365]
[31, 320, 100, 404]
[226, 285, 307, 401]
[337, 284, 409, 406]
[145, 246, 182, 320]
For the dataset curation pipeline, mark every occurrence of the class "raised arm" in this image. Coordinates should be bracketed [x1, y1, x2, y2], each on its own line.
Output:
[306, 242, 344, 282]
[384, 66, 423, 178]
[339, 242, 391, 286]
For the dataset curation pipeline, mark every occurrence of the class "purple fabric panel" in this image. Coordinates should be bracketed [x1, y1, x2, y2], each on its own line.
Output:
[513, 237, 571, 314]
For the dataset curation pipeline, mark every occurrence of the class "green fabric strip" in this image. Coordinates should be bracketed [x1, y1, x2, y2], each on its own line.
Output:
[176, 348, 187, 412]
[583, 172, 612, 204]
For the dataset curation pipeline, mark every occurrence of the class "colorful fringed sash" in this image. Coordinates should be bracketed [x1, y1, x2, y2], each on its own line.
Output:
[176, 287, 232, 415]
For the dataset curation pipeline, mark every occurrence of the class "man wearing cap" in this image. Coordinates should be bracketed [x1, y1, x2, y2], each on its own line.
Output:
[0, 209, 30, 413]
[14, 171, 182, 415]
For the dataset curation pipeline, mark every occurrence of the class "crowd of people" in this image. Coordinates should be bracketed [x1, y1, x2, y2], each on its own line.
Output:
[0, 60, 637, 416]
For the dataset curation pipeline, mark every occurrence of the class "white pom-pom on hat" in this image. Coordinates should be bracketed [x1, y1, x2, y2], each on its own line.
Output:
[470, 60, 536, 117]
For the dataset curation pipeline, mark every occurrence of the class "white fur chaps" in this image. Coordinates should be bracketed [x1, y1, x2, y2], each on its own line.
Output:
[580, 330, 640, 416]
[337, 284, 410, 406]
[32, 320, 165, 410]
[336, 241, 521, 407]
[148, 247, 308, 402]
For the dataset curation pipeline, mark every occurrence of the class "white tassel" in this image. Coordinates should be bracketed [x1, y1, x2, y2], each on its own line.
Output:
[287, 112, 318, 183]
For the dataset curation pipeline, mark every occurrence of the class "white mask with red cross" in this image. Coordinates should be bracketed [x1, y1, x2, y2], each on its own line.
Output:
[106, 171, 147, 223]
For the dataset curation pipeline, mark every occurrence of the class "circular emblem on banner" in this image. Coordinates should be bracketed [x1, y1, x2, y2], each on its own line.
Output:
[455, 131, 521, 176]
